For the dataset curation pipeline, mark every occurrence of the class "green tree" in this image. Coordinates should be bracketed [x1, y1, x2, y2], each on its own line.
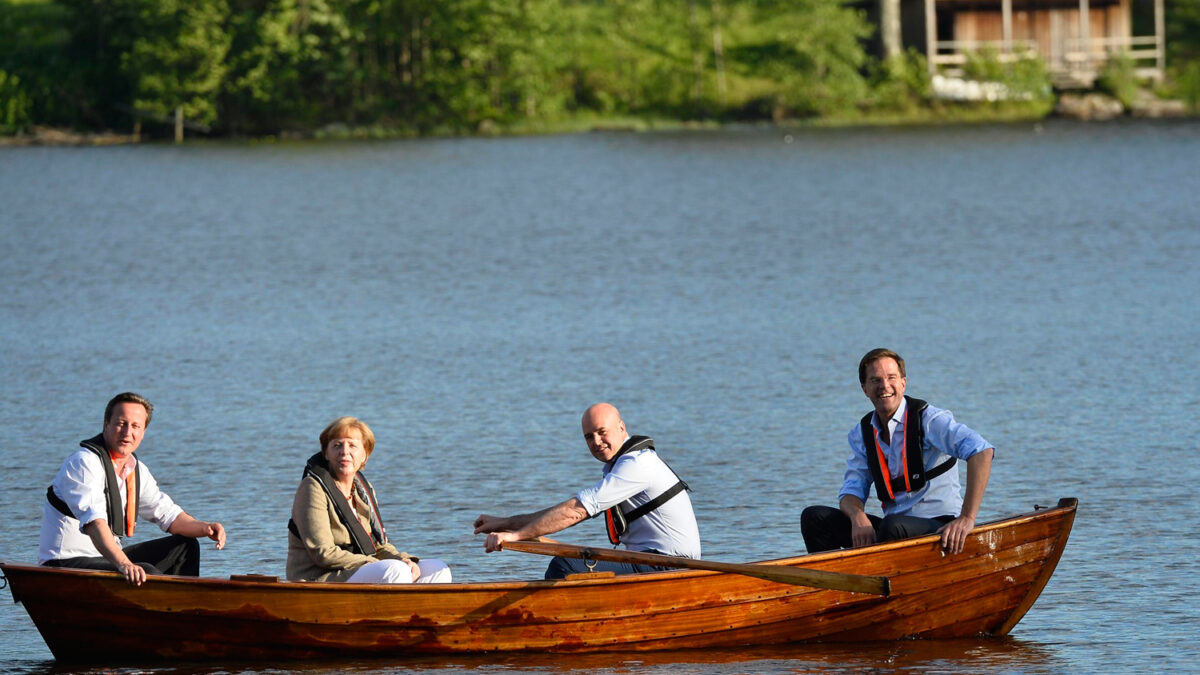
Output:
[1166, 0, 1200, 110]
[724, 0, 871, 117]
[55, 0, 144, 128]
[6, 0, 1067, 135]
[476, 0, 574, 123]
[1168, 0, 1200, 65]
[0, 68, 32, 133]
[123, 0, 231, 128]
[0, 0, 73, 128]
[233, 0, 354, 129]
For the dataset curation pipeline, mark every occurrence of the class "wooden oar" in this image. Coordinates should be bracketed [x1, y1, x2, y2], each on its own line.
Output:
[502, 540, 890, 596]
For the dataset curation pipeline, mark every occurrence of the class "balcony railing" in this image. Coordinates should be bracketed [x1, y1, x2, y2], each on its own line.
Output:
[931, 35, 1163, 80]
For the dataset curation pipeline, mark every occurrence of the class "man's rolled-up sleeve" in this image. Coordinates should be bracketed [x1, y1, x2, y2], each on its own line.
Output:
[577, 457, 651, 517]
[54, 453, 109, 533]
[135, 462, 185, 532]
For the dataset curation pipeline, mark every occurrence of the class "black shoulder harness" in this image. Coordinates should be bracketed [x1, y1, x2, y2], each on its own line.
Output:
[287, 453, 388, 556]
[861, 397, 956, 504]
[46, 434, 139, 536]
[603, 436, 691, 545]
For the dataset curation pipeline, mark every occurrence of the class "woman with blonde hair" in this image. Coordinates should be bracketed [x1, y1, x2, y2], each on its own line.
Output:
[286, 417, 450, 583]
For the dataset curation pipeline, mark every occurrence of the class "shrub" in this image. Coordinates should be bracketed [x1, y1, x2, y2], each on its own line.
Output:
[0, 69, 32, 135]
[962, 47, 1053, 102]
[870, 49, 932, 111]
[1173, 60, 1200, 111]
[1095, 52, 1139, 108]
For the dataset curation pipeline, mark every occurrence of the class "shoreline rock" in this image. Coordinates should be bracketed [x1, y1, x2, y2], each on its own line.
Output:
[1129, 92, 1189, 118]
[0, 126, 138, 147]
[1054, 93, 1124, 121]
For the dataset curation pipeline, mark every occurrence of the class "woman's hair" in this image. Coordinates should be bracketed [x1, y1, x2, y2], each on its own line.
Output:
[319, 416, 376, 457]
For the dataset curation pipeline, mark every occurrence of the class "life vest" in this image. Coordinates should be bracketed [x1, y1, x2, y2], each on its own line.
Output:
[46, 434, 140, 537]
[287, 453, 389, 556]
[861, 397, 956, 505]
[602, 436, 690, 545]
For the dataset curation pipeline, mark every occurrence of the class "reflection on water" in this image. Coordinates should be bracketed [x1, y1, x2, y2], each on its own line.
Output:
[8, 638, 1063, 675]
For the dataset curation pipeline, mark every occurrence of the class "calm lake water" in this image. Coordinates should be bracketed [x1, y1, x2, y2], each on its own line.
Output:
[1, 120, 1198, 674]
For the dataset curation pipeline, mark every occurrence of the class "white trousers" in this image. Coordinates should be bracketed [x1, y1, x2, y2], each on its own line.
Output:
[347, 558, 452, 584]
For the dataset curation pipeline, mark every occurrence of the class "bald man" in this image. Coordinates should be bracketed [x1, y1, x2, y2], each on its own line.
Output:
[474, 403, 701, 579]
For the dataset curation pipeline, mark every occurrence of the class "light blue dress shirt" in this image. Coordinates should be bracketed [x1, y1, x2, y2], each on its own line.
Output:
[576, 443, 701, 559]
[838, 396, 993, 519]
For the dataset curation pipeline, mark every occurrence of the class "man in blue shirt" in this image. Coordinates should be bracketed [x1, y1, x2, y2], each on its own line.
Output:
[801, 349, 994, 555]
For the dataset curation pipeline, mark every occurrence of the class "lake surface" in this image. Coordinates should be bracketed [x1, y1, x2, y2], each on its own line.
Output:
[1, 120, 1198, 674]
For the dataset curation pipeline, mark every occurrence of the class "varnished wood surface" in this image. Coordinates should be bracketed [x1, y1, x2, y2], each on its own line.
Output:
[502, 540, 891, 595]
[0, 498, 1077, 663]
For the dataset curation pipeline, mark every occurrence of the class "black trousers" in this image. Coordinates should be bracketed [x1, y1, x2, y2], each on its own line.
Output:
[43, 534, 201, 576]
[800, 505, 954, 554]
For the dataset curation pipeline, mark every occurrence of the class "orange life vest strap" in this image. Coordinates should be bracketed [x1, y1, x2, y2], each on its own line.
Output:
[121, 465, 137, 537]
[862, 397, 956, 505]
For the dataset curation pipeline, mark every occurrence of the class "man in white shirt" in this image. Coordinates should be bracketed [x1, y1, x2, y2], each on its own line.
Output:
[39, 392, 227, 586]
[474, 402, 701, 578]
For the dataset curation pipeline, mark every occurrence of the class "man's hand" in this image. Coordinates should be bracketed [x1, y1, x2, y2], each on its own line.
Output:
[940, 448, 991, 555]
[937, 515, 976, 554]
[169, 514, 227, 549]
[839, 495, 877, 548]
[118, 560, 147, 586]
[850, 512, 877, 548]
[204, 522, 227, 549]
[484, 531, 519, 552]
[84, 519, 148, 586]
[405, 558, 421, 581]
[473, 514, 508, 534]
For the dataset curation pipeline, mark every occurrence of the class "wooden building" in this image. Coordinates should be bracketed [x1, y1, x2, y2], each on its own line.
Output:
[863, 0, 1165, 86]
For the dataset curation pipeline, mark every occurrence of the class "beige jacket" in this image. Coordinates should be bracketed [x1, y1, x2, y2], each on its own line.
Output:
[286, 474, 412, 582]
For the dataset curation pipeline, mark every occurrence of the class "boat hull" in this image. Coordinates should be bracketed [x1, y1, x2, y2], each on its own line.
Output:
[1, 498, 1076, 662]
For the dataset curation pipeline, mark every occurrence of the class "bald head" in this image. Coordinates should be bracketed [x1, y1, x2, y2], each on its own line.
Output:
[582, 402, 620, 427]
[581, 402, 627, 463]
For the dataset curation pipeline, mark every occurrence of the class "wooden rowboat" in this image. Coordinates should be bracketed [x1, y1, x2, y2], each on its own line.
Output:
[1, 498, 1076, 663]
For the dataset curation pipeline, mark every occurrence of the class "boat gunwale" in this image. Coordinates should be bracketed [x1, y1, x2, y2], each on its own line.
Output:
[0, 499, 1077, 595]
[764, 498, 1077, 567]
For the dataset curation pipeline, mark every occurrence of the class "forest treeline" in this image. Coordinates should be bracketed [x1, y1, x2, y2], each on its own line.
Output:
[1, 0, 1199, 138]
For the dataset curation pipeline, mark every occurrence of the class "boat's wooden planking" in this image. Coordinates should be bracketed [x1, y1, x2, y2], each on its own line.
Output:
[1, 498, 1077, 662]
